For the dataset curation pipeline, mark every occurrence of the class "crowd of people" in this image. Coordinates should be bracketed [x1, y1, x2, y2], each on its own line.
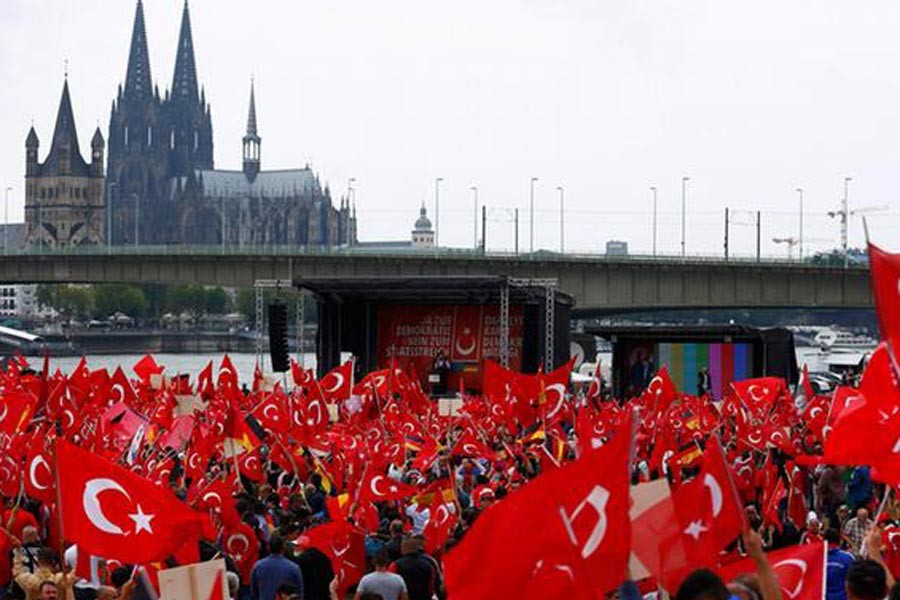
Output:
[0, 337, 897, 600]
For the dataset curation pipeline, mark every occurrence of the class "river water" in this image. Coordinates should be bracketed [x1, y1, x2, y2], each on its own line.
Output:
[24, 346, 836, 383]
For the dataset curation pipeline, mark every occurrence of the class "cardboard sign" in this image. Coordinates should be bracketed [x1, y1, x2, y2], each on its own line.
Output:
[158, 559, 227, 600]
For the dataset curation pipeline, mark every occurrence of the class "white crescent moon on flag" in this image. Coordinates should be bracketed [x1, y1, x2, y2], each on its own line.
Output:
[325, 373, 344, 393]
[0, 404, 7, 423]
[227, 533, 249, 558]
[703, 474, 723, 517]
[202, 491, 222, 507]
[110, 383, 125, 402]
[370, 476, 390, 497]
[29, 455, 52, 491]
[544, 384, 567, 419]
[83, 478, 131, 535]
[262, 404, 279, 422]
[772, 559, 807, 599]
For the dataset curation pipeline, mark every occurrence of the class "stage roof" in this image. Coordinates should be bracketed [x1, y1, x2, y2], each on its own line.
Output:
[297, 276, 574, 306]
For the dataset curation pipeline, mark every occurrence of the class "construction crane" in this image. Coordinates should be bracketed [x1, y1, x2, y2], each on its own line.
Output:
[827, 194, 888, 267]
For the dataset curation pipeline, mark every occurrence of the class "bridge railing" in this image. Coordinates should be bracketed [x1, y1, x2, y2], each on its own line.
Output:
[5, 244, 867, 270]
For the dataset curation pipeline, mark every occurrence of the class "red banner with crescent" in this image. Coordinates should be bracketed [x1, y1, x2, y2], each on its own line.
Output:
[376, 305, 524, 392]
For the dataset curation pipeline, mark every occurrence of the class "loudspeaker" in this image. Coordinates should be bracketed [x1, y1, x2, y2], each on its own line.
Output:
[268, 301, 290, 373]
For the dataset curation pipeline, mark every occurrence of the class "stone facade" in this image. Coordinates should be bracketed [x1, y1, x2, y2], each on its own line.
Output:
[24, 80, 105, 249]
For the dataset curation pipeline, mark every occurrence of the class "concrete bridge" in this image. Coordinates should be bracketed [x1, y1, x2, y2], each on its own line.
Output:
[0, 247, 872, 312]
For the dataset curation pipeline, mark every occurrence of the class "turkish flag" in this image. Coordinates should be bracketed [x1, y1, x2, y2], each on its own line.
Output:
[869, 243, 900, 351]
[451, 430, 493, 459]
[0, 389, 35, 436]
[357, 472, 418, 504]
[55, 438, 204, 564]
[718, 542, 826, 600]
[291, 359, 315, 389]
[731, 377, 784, 416]
[222, 520, 259, 584]
[218, 354, 238, 389]
[444, 413, 633, 599]
[641, 366, 679, 415]
[672, 437, 745, 570]
[24, 448, 56, 504]
[303, 521, 366, 598]
[315, 361, 353, 403]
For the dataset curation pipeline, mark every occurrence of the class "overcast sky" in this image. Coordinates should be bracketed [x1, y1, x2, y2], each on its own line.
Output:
[2, 0, 900, 257]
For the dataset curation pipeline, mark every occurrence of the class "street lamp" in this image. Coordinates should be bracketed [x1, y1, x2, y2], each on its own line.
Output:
[681, 176, 690, 257]
[650, 186, 658, 256]
[796, 187, 803, 261]
[529, 177, 538, 253]
[347, 178, 356, 248]
[470, 186, 478, 249]
[556, 186, 565, 253]
[4, 187, 11, 254]
[132, 193, 139, 247]
[843, 177, 852, 268]
[434, 177, 443, 247]
[107, 182, 117, 253]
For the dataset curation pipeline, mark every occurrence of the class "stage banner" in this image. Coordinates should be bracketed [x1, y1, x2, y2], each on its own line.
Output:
[376, 305, 524, 392]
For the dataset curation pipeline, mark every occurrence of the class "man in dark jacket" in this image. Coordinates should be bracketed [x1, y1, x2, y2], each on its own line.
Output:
[391, 539, 435, 600]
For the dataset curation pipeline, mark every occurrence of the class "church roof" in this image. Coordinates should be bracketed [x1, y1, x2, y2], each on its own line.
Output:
[193, 169, 319, 198]
[43, 79, 90, 177]
[413, 204, 433, 232]
[25, 126, 39, 148]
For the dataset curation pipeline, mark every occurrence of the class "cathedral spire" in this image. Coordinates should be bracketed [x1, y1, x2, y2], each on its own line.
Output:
[124, 0, 153, 101]
[243, 80, 261, 182]
[246, 79, 258, 137]
[171, 0, 199, 103]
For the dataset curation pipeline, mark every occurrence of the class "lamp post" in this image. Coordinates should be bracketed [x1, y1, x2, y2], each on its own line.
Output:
[4, 187, 11, 254]
[681, 176, 690, 257]
[796, 187, 803, 261]
[650, 186, 658, 256]
[470, 186, 478, 249]
[434, 177, 443, 247]
[556, 186, 565, 253]
[132, 193, 139, 247]
[529, 177, 538, 253]
[347, 178, 356, 248]
[107, 182, 117, 253]
[843, 177, 852, 268]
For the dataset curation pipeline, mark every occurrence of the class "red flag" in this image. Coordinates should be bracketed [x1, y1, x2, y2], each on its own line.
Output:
[291, 359, 315, 389]
[218, 355, 238, 389]
[869, 242, 900, 352]
[197, 360, 214, 397]
[108, 367, 139, 406]
[641, 366, 678, 414]
[451, 430, 493, 459]
[133, 355, 163, 383]
[0, 390, 35, 436]
[24, 448, 56, 504]
[358, 472, 418, 504]
[718, 542, 826, 600]
[315, 361, 353, 403]
[303, 521, 366, 598]
[444, 413, 633, 599]
[223, 520, 259, 584]
[55, 438, 203, 564]
[671, 437, 745, 572]
[731, 377, 785, 416]
[206, 570, 225, 600]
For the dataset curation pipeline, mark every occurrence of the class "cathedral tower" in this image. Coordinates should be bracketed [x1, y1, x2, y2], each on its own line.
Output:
[242, 81, 261, 182]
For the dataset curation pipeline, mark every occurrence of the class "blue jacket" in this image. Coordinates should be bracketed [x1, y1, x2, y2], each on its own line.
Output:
[826, 546, 855, 600]
[250, 554, 304, 600]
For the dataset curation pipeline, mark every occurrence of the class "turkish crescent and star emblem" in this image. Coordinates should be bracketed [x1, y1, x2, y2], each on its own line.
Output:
[82, 478, 155, 535]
